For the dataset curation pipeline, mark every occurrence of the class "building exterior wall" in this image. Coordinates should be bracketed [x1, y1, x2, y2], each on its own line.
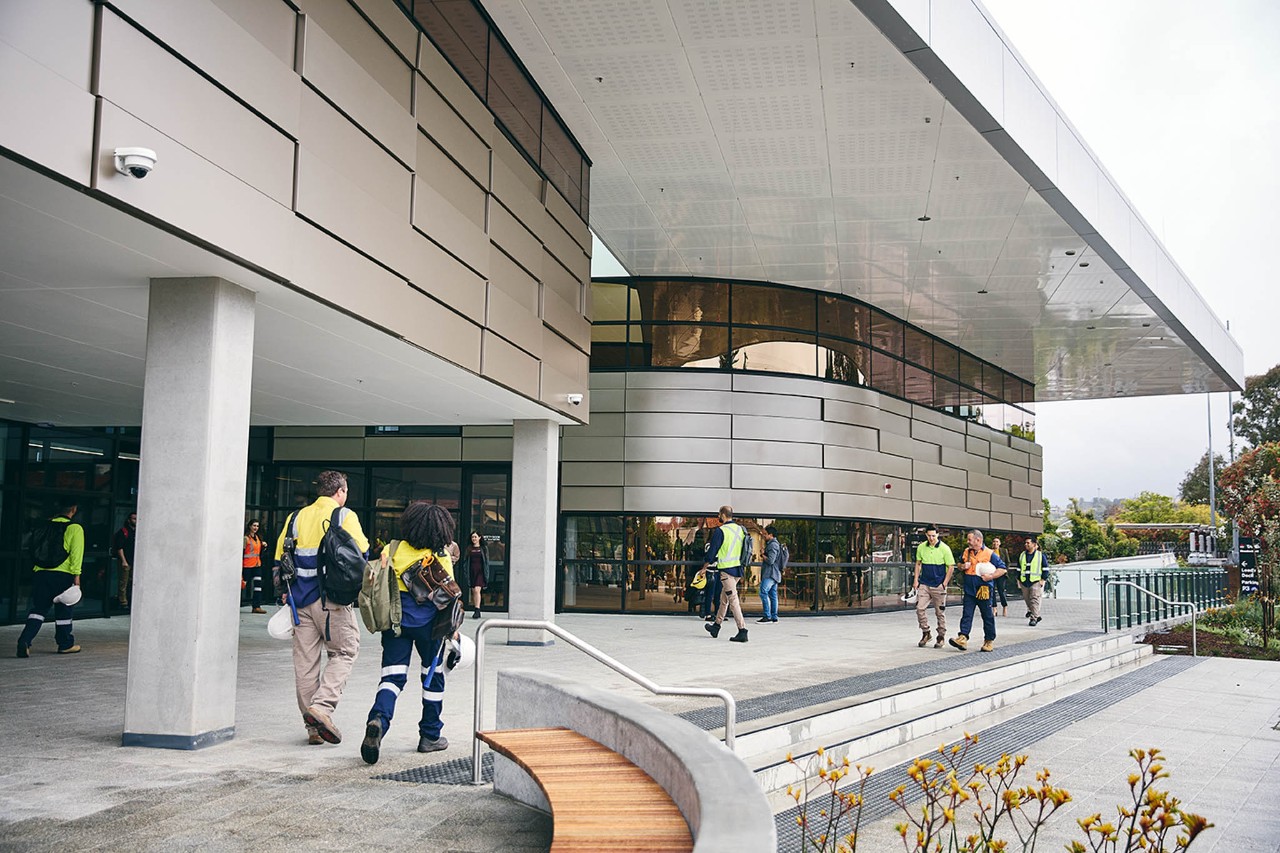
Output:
[0, 0, 590, 415]
[561, 371, 1043, 533]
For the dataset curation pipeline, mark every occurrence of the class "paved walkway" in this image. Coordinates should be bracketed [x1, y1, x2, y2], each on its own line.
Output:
[1, 599, 1276, 851]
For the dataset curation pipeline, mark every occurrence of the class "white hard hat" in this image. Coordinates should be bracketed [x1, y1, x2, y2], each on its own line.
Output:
[900, 589, 917, 605]
[267, 606, 295, 640]
[975, 561, 997, 578]
[52, 585, 82, 607]
[445, 634, 475, 672]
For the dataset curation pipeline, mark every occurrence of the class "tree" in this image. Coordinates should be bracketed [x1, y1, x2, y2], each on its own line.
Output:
[1232, 364, 1280, 448]
[1218, 443, 1280, 647]
[1178, 450, 1226, 505]
[1115, 491, 1211, 524]
[1060, 498, 1139, 561]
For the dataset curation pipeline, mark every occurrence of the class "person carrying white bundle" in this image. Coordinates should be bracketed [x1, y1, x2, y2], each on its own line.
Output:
[948, 530, 1008, 653]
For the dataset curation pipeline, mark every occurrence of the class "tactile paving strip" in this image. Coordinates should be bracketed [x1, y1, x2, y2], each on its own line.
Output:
[772, 655, 1204, 851]
[374, 751, 493, 785]
[681, 631, 1100, 729]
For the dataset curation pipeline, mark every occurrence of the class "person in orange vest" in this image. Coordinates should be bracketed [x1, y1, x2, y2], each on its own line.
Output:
[949, 529, 1008, 653]
[243, 519, 266, 613]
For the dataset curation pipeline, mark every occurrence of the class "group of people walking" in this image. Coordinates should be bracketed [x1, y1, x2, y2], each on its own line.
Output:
[912, 526, 1047, 653]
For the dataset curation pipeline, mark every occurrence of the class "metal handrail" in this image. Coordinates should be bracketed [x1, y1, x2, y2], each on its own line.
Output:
[1100, 578, 1199, 657]
[470, 618, 738, 785]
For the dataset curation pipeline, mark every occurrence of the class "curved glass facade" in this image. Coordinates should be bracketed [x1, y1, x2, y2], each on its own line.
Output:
[591, 277, 1035, 435]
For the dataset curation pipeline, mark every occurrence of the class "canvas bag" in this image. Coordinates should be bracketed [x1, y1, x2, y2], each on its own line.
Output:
[403, 549, 465, 643]
[358, 541, 403, 635]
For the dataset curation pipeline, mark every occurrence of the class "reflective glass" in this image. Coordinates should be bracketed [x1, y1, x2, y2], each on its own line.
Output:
[934, 342, 959, 381]
[413, 1, 488, 96]
[870, 310, 903, 356]
[872, 350, 903, 397]
[733, 283, 816, 331]
[958, 352, 982, 391]
[633, 280, 728, 324]
[635, 323, 730, 369]
[903, 364, 934, 405]
[731, 329, 817, 376]
[818, 338, 870, 385]
[488, 38, 541, 156]
[591, 282, 631, 322]
[817, 296, 868, 343]
[904, 327, 933, 371]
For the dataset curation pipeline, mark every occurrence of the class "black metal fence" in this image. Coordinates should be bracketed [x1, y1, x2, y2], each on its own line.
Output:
[1099, 569, 1227, 631]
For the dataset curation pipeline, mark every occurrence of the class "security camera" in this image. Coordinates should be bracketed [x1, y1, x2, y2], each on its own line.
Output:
[114, 147, 157, 179]
[566, 393, 584, 406]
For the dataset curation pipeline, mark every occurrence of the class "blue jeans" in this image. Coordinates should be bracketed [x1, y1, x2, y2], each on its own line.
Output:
[759, 577, 778, 620]
[367, 623, 446, 739]
[958, 591, 996, 642]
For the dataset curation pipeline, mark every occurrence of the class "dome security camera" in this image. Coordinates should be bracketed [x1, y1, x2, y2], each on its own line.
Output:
[114, 147, 157, 179]
[566, 393, 584, 406]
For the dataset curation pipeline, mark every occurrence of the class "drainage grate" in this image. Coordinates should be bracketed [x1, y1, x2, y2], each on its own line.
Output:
[681, 631, 1100, 730]
[374, 751, 494, 785]
[772, 655, 1204, 851]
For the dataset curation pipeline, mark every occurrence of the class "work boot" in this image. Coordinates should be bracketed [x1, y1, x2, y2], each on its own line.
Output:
[57, 645, 81, 655]
[980, 640, 995, 652]
[306, 726, 323, 746]
[1032, 616, 1042, 626]
[251, 607, 266, 614]
[16, 643, 30, 659]
[303, 705, 342, 744]
[704, 622, 721, 639]
[918, 630, 932, 648]
[729, 629, 749, 643]
[949, 634, 968, 651]
[417, 735, 449, 753]
[361, 718, 384, 765]
[934, 632, 945, 649]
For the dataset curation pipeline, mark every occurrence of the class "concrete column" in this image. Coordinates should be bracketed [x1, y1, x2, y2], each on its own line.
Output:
[507, 419, 559, 645]
[123, 277, 254, 749]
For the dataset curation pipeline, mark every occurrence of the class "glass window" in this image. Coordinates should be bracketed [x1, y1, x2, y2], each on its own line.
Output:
[633, 280, 728, 324]
[732, 283, 816, 331]
[870, 310, 903, 356]
[958, 352, 983, 391]
[934, 342, 958, 381]
[413, 1, 488, 97]
[818, 338, 870, 385]
[817, 296, 868, 343]
[635, 323, 730, 369]
[591, 281, 631, 323]
[488, 37, 541, 156]
[731, 328, 817, 376]
[982, 364, 1003, 399]
[542, 105, 583, 211]
[934, 377, 961, 409]
[903, 364, 934, 405]
[904, 327, 933, 371]
[872, 350, 903, 397]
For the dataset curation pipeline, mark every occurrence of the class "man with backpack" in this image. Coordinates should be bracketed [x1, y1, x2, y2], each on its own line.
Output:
[272, 470, 368, 746]
[17, 502, 84, 657]
[758, 526, 785, 623]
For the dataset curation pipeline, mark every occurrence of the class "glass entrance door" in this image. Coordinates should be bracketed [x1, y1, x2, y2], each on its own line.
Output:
[464, 470, 509, 612]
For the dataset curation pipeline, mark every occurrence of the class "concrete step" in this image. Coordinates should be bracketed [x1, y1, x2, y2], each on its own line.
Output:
[743, 634, 1153, 795]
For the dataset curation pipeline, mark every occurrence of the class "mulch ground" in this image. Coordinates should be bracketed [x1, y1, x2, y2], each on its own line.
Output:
[1141, 624, 1280, 661]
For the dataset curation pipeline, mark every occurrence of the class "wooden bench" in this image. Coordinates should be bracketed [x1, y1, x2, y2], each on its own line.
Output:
[477, 726, 694, 852]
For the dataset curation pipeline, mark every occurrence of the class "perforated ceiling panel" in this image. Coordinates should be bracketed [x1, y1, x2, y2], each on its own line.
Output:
[480, 0, 1239, 400]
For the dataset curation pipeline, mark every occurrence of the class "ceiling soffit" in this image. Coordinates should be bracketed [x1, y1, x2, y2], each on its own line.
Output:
[479, 0, 1240, 401]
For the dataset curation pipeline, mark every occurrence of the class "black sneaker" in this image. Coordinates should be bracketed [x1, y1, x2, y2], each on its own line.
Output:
[729, 629, 749, 643]
[704, 622, 721, 639]
[771, 617, 779, 622]
[756, 617, 772, 624]
[417, 735, 449, 753]
[361, 719, 384, 765]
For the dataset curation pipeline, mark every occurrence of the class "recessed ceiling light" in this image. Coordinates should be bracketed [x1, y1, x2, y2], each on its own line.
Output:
[977, 289, 988, 294]
[1142, 322, 1151, 327]
[1079, 262, 1090, 267]
[1065, 250, 1076, 256]
[1104, 362, 1112, 367]
[1086, 325, 1096, 330]
[917, 215, 931, 222]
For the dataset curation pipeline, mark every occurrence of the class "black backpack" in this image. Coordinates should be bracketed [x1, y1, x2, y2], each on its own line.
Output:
[318, 507, 366, 606]
[31, 519, 71, 569]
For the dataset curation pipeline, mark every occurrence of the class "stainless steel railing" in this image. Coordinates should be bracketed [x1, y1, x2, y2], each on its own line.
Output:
[1100, 578, 1199, 657]
[471, 618, 737, 785]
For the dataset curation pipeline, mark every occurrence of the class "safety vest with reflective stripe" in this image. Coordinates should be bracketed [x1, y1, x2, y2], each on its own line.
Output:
[1019, 549, 1045, 583]
[715, 522, 745, 569]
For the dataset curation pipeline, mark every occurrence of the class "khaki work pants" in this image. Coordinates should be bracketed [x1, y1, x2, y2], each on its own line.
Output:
[292, 598, 360, 717]
[715, 572, 746, 630]
[915, 584, 947, 634]
[1022, 581, 1044, 620]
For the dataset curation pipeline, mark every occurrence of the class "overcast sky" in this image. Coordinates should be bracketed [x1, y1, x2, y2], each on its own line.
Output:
[590, 0, 1280, 507]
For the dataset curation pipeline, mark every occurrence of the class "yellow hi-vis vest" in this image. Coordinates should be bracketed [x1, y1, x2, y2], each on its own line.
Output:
[715, 522, 746, 569]
[1019, 549, 1045, 583]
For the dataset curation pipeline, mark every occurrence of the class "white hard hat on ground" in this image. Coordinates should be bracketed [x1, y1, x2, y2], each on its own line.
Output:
[267, 606, 295, 640]
[52, 585, 82, 607]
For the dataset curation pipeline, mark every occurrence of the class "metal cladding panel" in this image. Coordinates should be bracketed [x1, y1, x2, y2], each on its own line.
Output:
[912, 460, 969, 490]
[624, 437, 732, 464]
[625, 462, 730, 489]
[824, 446, 912, 480]
[914, 501, 988, 529]
[0, 37, 95, 184]
[732, 439, 822, 469]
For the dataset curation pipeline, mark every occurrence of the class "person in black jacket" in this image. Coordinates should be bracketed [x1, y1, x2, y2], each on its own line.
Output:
[463, 531, 489, 619]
